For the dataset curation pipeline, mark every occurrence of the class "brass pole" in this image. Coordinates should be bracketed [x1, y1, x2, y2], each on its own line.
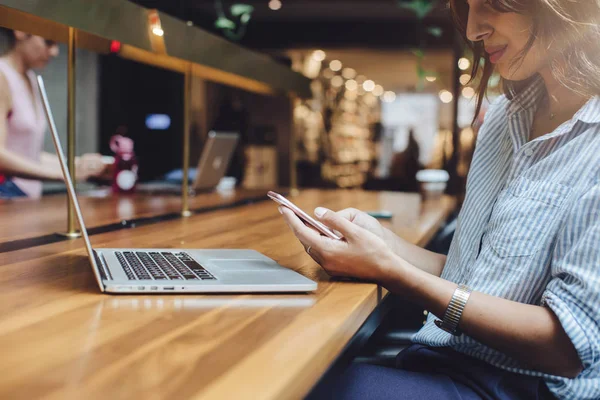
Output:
[289, 94, 299, 197]
[181, 63, 193, 217]
[64, 26, 80, 238]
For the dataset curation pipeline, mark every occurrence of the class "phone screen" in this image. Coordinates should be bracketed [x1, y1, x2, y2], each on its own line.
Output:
[268, 191, 342, 240]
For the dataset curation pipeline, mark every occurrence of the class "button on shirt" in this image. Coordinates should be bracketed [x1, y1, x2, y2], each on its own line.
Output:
[412, 75, 600, 399]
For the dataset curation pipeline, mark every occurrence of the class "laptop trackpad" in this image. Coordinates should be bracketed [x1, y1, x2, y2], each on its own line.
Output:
[214, 260, 283, 272]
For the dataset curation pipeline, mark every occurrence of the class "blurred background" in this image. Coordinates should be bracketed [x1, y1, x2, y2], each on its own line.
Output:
[2, 0, 504, 197]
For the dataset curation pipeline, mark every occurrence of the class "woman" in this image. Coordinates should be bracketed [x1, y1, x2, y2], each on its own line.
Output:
[0, 28, 104, 199]
[280, 0, 599, 398]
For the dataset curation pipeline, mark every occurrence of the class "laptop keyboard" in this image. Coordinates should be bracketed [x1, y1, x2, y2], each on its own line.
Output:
[115, 251, 216, 281]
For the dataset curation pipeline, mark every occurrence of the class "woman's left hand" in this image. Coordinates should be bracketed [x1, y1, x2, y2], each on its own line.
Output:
[279, 206, 395, 282]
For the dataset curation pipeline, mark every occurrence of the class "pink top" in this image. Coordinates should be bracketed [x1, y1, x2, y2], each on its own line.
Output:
[0, 59, 46, 198]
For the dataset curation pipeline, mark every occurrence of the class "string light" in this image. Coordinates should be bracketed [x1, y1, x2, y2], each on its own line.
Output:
[458, 57, 470, 70]
[331, 76, 344, 88]
[186, 21, 194, 27]
[152, 27, 164, 37]
[329, 60, 342, 72]
[345, 79, 358, 91]
[425, 76, 437, 82]
[439, 90, 453, 103]
[462, 87, 475, 99]
[322, 68, 334, 79]
[363, 80, 375, 92]
[383, 91, 396, 103]
[312, 50, 326, 61]
[342, 68, 356, 79]
[459, 74, 471, 85]
[355, 75, 366, 84]
[269, 0, 282, 10]
[373, 85, 384, 97]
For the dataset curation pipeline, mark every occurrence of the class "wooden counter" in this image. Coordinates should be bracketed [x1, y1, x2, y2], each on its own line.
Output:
[0, 188, 270, 244]
[0, 189, 455, 400]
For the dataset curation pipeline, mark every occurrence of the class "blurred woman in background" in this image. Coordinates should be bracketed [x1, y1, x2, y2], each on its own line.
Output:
[0, 28, 104, 199]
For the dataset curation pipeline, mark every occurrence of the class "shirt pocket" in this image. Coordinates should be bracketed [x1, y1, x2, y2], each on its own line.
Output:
[486, 177, 571, 258]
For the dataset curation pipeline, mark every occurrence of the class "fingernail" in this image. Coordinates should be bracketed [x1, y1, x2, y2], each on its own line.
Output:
[314, 207, 328, 217]
[278, 206, 283, 214]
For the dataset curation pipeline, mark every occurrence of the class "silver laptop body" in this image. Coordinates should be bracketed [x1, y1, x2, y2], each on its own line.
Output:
[37, 76, 316, 294]
[192, 131, 238, 192]
[138, 131, 238, 194]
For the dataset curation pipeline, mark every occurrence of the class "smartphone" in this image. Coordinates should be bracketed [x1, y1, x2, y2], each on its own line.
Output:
[268, 191, 342, 240]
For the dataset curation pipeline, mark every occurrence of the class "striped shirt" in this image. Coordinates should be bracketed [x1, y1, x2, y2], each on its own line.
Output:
[413, 74, 600, 399]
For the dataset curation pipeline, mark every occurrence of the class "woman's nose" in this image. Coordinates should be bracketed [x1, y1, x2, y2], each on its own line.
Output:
[466, 7, 493, 42]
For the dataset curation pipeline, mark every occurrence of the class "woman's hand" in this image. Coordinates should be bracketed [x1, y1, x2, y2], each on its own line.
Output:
[335, 208, 398, 253]
[280, 206, 395, 282]
[75, 153, 105, 181]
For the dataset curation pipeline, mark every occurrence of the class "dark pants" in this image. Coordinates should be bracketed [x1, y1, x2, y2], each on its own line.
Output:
[0, 180, 26, 199]
[322, 345, 555, 400]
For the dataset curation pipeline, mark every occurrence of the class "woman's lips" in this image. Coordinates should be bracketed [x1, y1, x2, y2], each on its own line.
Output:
[487, 45, 508, 64]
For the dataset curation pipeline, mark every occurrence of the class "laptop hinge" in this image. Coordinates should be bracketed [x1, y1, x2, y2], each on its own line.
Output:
[93, 250, 113, 281]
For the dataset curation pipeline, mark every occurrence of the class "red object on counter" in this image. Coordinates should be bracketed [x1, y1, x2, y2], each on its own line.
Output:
[109, 135, 138, 194]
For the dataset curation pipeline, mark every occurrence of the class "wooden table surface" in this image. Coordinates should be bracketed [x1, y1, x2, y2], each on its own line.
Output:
[0, 189, 455, 400]
[0, 188, 270, 244]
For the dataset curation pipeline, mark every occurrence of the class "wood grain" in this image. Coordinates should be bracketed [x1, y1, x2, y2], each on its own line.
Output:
[0, 189, 455, 400]
[0, 188, 270, 243]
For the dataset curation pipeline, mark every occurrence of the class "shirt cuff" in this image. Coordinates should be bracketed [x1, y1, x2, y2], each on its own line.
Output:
[541, 289, 597, 370]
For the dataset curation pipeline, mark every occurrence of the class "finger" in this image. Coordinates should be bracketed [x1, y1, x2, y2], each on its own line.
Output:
[314, 207, 358, 239]
[335, 208, 362, 223]
[280, 207, 323, 246]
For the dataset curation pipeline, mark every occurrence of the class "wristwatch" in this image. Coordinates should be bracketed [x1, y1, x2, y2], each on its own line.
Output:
[434, 284, 472, 336]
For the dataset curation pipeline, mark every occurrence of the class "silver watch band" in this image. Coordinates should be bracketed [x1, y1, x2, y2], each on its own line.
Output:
[434, 284, 472, 336]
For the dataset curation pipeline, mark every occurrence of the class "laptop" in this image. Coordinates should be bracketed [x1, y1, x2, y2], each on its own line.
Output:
[37, 75, 317, 294]
[193, 131, 238, 191]
[138, 131, 238, 194]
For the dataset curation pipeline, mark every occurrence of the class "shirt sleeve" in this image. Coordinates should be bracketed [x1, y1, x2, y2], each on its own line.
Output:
[542, 182, 600, 380]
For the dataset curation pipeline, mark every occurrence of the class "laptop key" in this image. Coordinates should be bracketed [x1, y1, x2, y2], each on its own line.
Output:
[161, 252, 202, 280]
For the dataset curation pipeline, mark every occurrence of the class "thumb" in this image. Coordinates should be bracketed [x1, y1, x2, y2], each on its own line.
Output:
[314, 207, 357, 239]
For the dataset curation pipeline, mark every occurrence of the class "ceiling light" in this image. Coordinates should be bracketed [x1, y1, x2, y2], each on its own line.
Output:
[363, 80, 375, 92]
[459, 74, 471, 85]
[439, 90, 453, 103]
[329, 60, 342, 72]
[383, 91, 396, 103]
[269, 0, 282, 11]
[312, 50, 326, 61]
[342, 68, 356, 80]
[373, 85, 384, 97]
[458, 57, 470, 70]
[345, 79, 358, 91]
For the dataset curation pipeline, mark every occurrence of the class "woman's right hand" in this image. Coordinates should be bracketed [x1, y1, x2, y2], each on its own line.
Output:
[333, 208, 398, 254]
[74, 153, 105, 181]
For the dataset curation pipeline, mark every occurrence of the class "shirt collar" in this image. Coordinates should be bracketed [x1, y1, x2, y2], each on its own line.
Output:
[574, 96, 600, 125]
[507, 74, 546, 117]
[507, 74, 600, 125]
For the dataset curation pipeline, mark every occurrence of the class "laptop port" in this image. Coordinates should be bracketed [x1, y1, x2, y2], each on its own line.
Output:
[138, 286, 145, 290]
[164, 287, 175, 290]
[151, 286, 158, 290]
